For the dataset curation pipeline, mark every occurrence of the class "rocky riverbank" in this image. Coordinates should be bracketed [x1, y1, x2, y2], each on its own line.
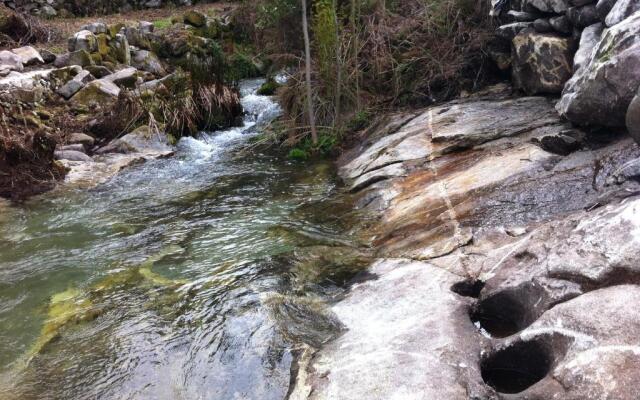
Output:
[289, 1, 640, 397]
[0, 5, 264, 200]
[291, 84, 640, 399]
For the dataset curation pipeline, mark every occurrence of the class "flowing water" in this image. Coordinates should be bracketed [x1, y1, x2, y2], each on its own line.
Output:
[0, 79, 369, 399]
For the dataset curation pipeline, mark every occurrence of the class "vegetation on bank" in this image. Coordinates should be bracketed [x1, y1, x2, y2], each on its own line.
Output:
[232, 0, 496, 158]
[0, 0, 496, 198]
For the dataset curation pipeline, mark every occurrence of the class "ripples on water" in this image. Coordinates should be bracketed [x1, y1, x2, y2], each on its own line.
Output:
[0, 79, 370, 399]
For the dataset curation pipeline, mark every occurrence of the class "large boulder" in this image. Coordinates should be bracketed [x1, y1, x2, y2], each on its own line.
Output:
[96, 125, 173, 155]
[512, 31, 575, 94]
[11, 46, 43, 66]
[627, 87, 640, 144]
[557, 12, 640, 127]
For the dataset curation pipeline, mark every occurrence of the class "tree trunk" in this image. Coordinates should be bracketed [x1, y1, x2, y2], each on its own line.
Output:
[351, 0, 361, 111]
[301, 0, 318, 145]
[333, 0, 342, 128]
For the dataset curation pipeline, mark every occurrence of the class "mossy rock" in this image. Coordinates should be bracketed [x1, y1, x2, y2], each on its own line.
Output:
[96, 33, 110, 56]
[184, 10, 207, 27]
[71, 80, 120, 109]
[89, 52, 103, 64]
[108, 23, 125, 39]
[49, 66, 81, 88]
[108, 34, 130, 65]
[257, 79, 280, 96]
[73, 49, 94, 67]
[226, 53, 260, 82]
[188, 19, 224, 40]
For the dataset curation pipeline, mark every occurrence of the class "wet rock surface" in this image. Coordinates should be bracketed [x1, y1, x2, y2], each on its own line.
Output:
[292, 86, 640, 399]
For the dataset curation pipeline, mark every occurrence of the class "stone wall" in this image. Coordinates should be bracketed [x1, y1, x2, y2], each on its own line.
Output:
[2, 0, 211, 17]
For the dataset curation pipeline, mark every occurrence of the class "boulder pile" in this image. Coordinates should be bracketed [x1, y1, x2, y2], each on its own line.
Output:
[491, 0, 640, 141]
[0, 9, 257, 197]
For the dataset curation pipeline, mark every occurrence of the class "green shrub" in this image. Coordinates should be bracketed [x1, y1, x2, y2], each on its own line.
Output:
[347, 110, 371, 132]
[153, 17, 173, 30]
[288, 148, 309, 160]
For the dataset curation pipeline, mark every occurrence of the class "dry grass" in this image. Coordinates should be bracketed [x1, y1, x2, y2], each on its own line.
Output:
[0, 5, 59, 49]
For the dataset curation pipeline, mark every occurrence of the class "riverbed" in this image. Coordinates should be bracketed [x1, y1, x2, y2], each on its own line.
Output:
[0, 79, 368, 399]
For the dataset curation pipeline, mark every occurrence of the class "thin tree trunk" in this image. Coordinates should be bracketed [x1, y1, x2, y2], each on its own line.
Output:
[333, 0, 342, 128]
[301, 0, 318, 145]
[351, 0, 361, 111]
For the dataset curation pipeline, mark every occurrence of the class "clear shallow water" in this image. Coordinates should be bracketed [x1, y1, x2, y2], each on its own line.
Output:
[0, 79, 368, 400]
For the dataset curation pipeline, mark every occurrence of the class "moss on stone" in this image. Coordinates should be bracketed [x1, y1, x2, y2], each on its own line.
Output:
[108, 23, 124, 39]
[257, 79, 280, 96]
[96, 33, 110, 56]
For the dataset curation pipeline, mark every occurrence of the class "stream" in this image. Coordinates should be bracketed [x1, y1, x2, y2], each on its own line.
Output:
[0, 79, 367, 399]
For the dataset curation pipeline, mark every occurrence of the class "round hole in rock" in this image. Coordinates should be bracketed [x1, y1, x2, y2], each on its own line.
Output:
[451, 279, 485, 298]
[471, 287, 540, 338]
[481, 340, 552, 394]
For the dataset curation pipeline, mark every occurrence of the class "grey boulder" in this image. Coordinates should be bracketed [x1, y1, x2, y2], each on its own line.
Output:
[557, 12, 640, 126]
[11, 46, 44, 66]
[67, 132, 96, 146]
